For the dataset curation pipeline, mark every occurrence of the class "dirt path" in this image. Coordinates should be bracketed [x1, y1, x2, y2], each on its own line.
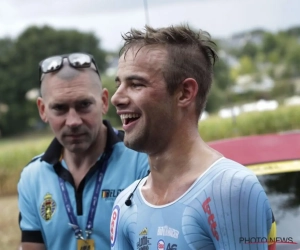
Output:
[0, 195, 20, 250]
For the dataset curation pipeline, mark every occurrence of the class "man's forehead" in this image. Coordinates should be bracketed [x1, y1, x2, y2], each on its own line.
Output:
[117, 47, 167, 82]
[41, 70, 101, 99]
[119, 46, 167, 68]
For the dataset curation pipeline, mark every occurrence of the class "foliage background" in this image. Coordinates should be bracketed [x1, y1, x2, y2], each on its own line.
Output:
[1, 26, 300, 137]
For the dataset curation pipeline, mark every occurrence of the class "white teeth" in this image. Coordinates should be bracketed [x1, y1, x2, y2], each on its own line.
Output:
[120, 114, 140, 119]
[120, 113, 140, 124]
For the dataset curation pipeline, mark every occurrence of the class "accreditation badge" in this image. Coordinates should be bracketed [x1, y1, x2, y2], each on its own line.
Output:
[77, 239, 95, 250]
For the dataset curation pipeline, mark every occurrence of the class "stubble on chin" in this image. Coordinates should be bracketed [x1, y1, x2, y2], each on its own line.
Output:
[124, 134, 148, 153]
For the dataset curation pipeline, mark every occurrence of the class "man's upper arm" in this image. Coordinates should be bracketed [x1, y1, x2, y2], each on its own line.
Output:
[213, 170, 275, 249]
[18, 168, 44, 244]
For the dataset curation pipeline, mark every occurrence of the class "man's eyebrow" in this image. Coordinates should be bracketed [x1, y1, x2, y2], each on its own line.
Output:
[49, 97, 95, 106]
[115, 75, 147, 83]
[75, 97, 95, 103]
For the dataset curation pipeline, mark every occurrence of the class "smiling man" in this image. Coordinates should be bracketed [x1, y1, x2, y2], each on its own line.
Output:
[110, 26, 276, 250]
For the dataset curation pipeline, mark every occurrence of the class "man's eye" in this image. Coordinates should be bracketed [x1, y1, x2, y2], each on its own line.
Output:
[132, 83, 144, 88]
[53, 105, 65, 111]
[79, 101, 91, 109]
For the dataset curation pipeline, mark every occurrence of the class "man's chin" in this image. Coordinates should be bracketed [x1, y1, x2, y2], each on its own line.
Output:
[124, 137, 145, 152]
[64, 142, 88, 154]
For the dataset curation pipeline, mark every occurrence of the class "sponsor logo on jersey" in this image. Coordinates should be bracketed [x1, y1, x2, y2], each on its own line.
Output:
[102, 189, 123, 199]
[110, 205, 120, 247]
[157, 225, 179, 239]
[139, 227, 148, 235]
[137, 227, 151, 250]
[202, 197, 219, 241]
[166, 243, 177, 250]
[157, 239, 165, 250]
[40, 193, 56, 221]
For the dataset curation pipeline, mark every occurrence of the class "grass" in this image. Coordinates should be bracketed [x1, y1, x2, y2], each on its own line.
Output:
[199, 105, 300, 141]
[0, 135, 52, 196]
[0, 132, 52, 249]
[0, 195, 20, 250]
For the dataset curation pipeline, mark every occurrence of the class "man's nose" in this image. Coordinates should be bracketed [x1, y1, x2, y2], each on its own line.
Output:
[65, 109, 82, 127]
[111, 85, 129, 108]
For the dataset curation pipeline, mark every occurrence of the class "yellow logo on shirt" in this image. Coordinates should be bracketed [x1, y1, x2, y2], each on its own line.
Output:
[40, 193, 56, 221]
[139, 227, 148, 235]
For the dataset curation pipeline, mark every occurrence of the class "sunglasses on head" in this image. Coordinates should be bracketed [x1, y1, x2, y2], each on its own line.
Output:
[38, 53, 100, 85]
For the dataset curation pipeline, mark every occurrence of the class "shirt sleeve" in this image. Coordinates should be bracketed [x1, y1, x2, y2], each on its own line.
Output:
[18, 167, 44, 243]
[208, 169, 276, 250]
[182, 168, 276, 250]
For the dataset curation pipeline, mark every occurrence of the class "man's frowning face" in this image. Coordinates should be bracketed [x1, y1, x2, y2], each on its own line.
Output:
[37, 67, 108, 153]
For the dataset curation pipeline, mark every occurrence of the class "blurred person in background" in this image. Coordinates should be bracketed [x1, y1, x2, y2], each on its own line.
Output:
[110, 25, 276, 250]
[17, 52, 149, 250]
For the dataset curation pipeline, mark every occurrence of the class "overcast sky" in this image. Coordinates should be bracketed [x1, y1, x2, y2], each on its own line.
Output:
[0, 0, 299, 51]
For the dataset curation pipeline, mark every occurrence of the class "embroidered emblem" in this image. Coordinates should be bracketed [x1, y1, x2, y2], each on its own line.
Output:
[40, 193, 56, 221]
[139, 227, 148, 235]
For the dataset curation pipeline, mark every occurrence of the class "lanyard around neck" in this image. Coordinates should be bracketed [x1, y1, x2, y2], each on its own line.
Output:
[58, 150, 111, 239]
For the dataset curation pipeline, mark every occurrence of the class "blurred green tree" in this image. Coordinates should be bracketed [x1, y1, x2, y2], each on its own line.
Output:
[102, 75, 122, 128]
[206, 56, 231, 113]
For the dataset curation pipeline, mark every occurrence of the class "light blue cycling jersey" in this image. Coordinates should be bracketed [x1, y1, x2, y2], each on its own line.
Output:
[110, 157, 276, 250]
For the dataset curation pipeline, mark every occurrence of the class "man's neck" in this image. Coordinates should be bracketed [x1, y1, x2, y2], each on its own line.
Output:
[63, 125, 108, 187]
[143, 128, 222, 205]
[148, 134, 206, 182]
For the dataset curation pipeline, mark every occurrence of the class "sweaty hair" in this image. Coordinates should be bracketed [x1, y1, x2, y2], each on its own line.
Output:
[120, 24, 218, 117]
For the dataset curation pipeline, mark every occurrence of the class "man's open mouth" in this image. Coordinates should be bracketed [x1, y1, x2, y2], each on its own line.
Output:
[120, 113, 141, 125]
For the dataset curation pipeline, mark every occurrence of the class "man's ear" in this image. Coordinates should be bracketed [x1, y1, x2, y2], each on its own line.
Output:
[101, 88, 109, 115]
[37, 97, 48, 123]
[177, 78, 198, 108]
